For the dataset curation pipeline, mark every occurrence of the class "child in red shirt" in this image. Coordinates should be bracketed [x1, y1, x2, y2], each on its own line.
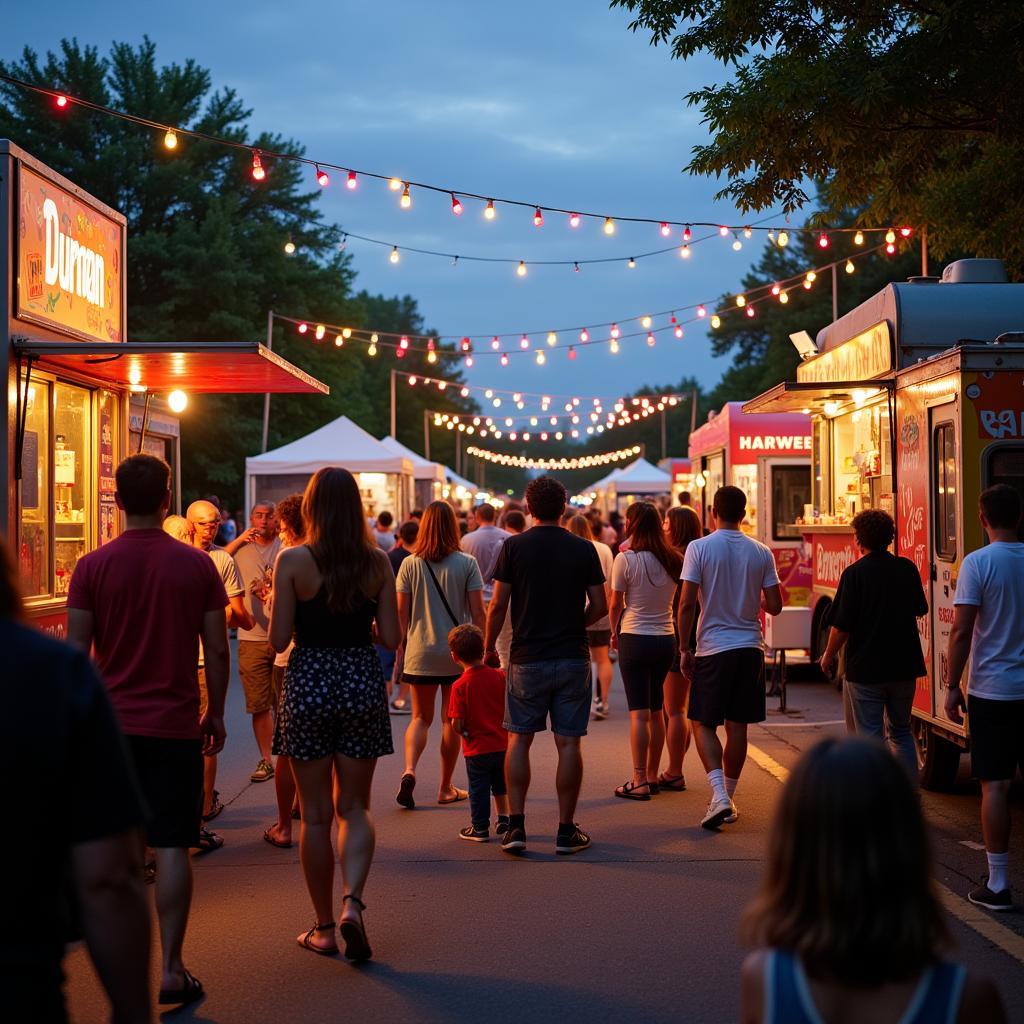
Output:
[447, 625, 509, 842]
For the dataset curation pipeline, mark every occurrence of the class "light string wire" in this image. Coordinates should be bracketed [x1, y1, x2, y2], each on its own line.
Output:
[4, 72, 908, 239]
[464, 444, 643, 471]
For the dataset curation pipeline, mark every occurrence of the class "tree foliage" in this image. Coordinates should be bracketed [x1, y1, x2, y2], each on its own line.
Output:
[0, 38, 473, 506]
[611, 1, 1024, 275]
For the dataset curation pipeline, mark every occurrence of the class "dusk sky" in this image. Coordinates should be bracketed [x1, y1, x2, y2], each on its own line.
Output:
[4, 1, 798, 405]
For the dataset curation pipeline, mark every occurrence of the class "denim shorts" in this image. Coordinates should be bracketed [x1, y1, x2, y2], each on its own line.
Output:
[505, 658, 592, 737]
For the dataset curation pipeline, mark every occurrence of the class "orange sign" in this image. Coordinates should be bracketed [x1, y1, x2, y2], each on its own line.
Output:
[17, 164, 123, 342]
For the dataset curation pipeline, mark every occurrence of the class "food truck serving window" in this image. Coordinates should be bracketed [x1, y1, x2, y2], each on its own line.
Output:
[827, 402, 893, 520]
[985, 446, 1024, 542]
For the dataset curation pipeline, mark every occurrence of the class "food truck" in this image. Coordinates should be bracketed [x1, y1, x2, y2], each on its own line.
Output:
[658, 457, 694, 503]
[688, 402, 814, 615]
[742, 259, 1024, 788]
[3, 140, 328, 637]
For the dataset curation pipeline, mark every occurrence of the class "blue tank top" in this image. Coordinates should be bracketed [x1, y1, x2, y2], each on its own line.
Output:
[765, 951, 965, 1024]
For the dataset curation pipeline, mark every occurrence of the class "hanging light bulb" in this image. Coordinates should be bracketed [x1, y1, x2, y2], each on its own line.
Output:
[368, 342, 378, 357]
[55, 94, 69, 109]
[390, 246, 400, 264]
[451, 193, 464, 215]
[746, 305, 756, 318]
[547, 332, 557, 346]
[574, 262, 581, 273]
[610, 339, 620, 354]
[297, 322, 308, 334]
[536, 350, 546, 365]
[520, 335, 530, 349]
[580, 329, 590, 342]
[743, 226, 753, 239]
[710, 315, 721, 328]
[427, 350, 437, 364]
[697, 305, 707, 318]
[886, 242, 896, 254]
[641, 316, 652, 329]
[603, 216, 616, 235]
[900, 226, 913, 237]
[371, 333, 379, 344]
[736, 295, 746, 307]
[719, 226, 729, 237]
[683, 225, 692, 242]
[732, 234, 743, 251]
[647, 333, 656, 347]
[388, 177, 402, 191]
[250, 150, 265, 181]
[163, 129, 178, 150]
[817, 232, 829, 248]
[568, 346, 576, 360]
[342, 328, 352, 339]
[771, 283, 781, 295]
[569, 212, 580, 228]
[335, 335, 344, 347]
[484, 199, 496, 220]
[777, 230, 789, 247]
[679, 244, 691, 259]
[346, 170, 358, 189]
[491, 336, 501, 350]
[464, 355, 473, 368]
[806, 270, 817, 283]
[314, 324, 326, 340]
[500, 354, 510, 366]
[533, 207, 544, 227]
[399, 336, 410, 350]
[628, 257, 636, 269]
[779, 291, 789, 304]
[854, 230, 864, 245]
[845, 259, 855, 274]
[400, 184, 412, 209]
[610, 324, 619, 339]
[674, 326, 684, 339]
[660, 222, 671, 237]
[516, 260, 527, 277]
[283, 238, 296, 255]
[316, 165, 330, 187]
[885, 228, 896, 244]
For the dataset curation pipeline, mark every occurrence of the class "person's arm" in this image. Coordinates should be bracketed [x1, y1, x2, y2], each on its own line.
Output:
[485, 581, 511, 663]
[269, 550, 298, 653]
[819, 627, 849, 679]
[468, 589, 486, 632]
[200, 607, 228, 756]
[739, 951, 766, 1024]
[374, 554, 401, 650]
[448, 682, 470, 739]
[944, 604, 978, 725]
[227, 593, 255, 631]
[761, 584, 783, 616]
[760, 547, 783, 615]
[584, 583, 608, 628]
[66, 608, 95, 654]
[676, 580, 700, 675]
[72, 831, 151, 1023]
[397, 591, 411, 646]
[609, 591, 626, 650]
[223, 526, 258, 557]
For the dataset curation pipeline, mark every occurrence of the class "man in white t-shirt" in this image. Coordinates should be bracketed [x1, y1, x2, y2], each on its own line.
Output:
[945, 484, 1024, 912]
[677, 486, 782, 830]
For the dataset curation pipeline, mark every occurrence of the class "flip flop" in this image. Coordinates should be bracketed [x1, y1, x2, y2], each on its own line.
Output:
[158, 969, 204, 1006]
[263, 826, 292, 849]
[396, 773, 416, 809]
[297, 922, 338, 957]
[437, 787, 468, 804]
[202, 790, 223, 822]
[614, 780, 652, 801]
[658, 773, 687, 792]
[340, 895, 373, 962]
[193, 826, 224, 854]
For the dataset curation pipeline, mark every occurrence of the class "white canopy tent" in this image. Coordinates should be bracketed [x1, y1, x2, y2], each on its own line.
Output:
[607, 457, 672, 510]
[580, 466, 623, 510]
[379, 435, 446, 508]
[245, 415, 413, 519]
[444, 466, 485, 507]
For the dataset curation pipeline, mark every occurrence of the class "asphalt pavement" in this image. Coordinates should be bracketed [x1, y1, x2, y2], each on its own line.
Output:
[64, 649, 1024, 1023]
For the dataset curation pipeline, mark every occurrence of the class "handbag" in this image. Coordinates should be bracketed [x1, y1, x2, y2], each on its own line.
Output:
[423, 559, 461, 629]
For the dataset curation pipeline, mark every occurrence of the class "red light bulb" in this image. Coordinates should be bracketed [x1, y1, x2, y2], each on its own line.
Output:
[886, 242, 896, 254]
[251, 151, 265, 181]
[660, 222, 671, 237]
[491, 336, 500, 350]
[817, 232, 829, 248]
[460, 336, 471, 351]
[719, 226, 729, 237]
[647, 333, 656, 347]
[683, 225, 692, 242]
[297, 322, 308, 334]
[569, 212, 580, 228]
[346, 170, 357, 189]
[533, 207, 544, 227]
[697, 305, 707, 318]
[55, 94, 69, 108]
[580, 329, 589, 343]
[674, 326, 683, 339]
[520, 336, 530, 350]
[396, 347, 406, 359]
[465, 356, 474, 368]
[900, 226, 913, 237]
[316, 166, 330, 187]
[568, 346, 576, 360]
[451, 194, 464, 216]
[500, 354, 509, 366]
[400, 336, 410, 350]
[746, 305, 756, 317]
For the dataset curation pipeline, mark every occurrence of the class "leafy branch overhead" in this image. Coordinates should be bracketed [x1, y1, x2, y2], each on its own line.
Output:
[611, 1, 1024, 274]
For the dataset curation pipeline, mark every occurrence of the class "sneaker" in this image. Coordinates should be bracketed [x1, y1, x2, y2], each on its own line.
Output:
[968, 880, 1013, 911]
[495, 818, 510, 837]
[501, 827, 527, 854]
[555, 824, 591, 855]
[389, 699, 411, 716]
[250, 759, 274, 782]
[701, 795, 735, 831]
[459, 825, 490, 843]
[593, 701, 608, 720]
[724, 803, 739, 824]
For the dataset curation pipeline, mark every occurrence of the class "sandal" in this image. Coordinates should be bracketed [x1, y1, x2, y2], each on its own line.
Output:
[614, 780, 652, 801]
[340, 895, 373, 962]
[297, 921, 338, 957]
[396, 773, 416, 809]
[263, 825, 292, 849]
[193, 826, 224, 854]
[437, 787, 468, 805]
[158, 968, 204, 1006]
[202, 790, 223, 822]
[658, 772, 687, 792]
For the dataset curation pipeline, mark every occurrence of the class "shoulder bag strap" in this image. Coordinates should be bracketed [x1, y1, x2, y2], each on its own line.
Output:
[423, 559, 461, 628]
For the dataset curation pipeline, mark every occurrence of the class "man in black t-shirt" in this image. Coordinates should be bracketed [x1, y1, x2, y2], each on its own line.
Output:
[1, 553, 150, 1022]
[486, 476, 607, 856]
[819, 509, 928, 778]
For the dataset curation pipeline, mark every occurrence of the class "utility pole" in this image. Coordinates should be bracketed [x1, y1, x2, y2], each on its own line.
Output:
[456, 430, 462, 477]
[921, 226, 929, 276]
[423, 409, 430, 461]
[261, 309, 273, 452]
[390, 369, 397, 439]
[831, 262, 839, 323]
[660, 407, 667, 462]
[690, 389, 698, 435]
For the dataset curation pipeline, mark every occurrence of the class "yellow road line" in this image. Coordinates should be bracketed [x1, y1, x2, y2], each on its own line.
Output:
[748, 741, 1024, 966]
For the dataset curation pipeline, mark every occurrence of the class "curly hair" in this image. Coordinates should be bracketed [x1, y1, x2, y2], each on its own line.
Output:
[525, 476, 567, 522]
[448, 623, 484, 663]
[852, 509, 895, 552]
[276, 493, 305, 541]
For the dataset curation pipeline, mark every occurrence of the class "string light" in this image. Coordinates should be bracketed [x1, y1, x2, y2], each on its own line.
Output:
[163, 129, 178, 150]
[400, 184, 412, 209]
[610, 325, 619, 339]
[679, 245, 691, 259]
[314, 324, 326, 340]
[628, 257, 636, 268]
[516, 260, 527, 277]
[731, 234, 743, 251]
[710, 315, 721, 328]
[674, 326, 684, 339]
[390, 246, 400, 264]
[885, 229, 896, 243]
[297, 322, 308, 334]
[779, 291, 789, 304]
[536, 351, 546, 365]
[484, 200, 496, 220]
[465, 444, 641, 472]
[316, 165, 330, 187]
[55, 94, 68, 108]
[451, 193, 464, 216]
[845, 259, 855, 273]
[746, 305, 756, 318]
[603, 217, 616, 235]
[533, 207, 544, 227]
[660, 222, 671, 237]
[569, 212, 580, 228]
[854, 230, 864, 245]
[520, 335, 530, 349]
[718, 226, 729, 237]
[777, 230, 789, 247]
[547, 332, 557, 346]
[347, 170, 358, 189]
[735, 295, 746, 308]
[683, 226, 692, 242]
[900, 226, 913, 237]
[283, 238, 296, 255]
[646, 332, 656, 347]
[610, 339, 620, 354]
[697, 305, 707, 318]
[641, 316, 652, 329]
[335, 335, 344, 347]
[250, 150, 265, 181]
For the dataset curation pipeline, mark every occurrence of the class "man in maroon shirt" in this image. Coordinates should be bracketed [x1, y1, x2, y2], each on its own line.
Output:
[68, 455, 229, 1008]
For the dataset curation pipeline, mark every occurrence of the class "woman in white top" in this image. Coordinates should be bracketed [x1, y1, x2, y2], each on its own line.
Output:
[609, 502, 683, 800]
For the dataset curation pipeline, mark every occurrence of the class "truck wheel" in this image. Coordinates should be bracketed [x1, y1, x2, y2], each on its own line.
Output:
[913, 719, 961, 792]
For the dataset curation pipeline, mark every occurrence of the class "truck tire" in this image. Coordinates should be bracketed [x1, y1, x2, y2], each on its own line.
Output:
[913, 719, 961, 792]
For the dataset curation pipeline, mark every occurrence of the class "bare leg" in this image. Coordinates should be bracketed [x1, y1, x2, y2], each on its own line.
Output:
[403, 684, 437, 775]
[722, 720, 748, 780]
[662, 670, 692, 777]
[267, 754, 296, 845]
[554, 734, 584, 823]
[252, 708, 274, 763]
[628, 710, 651, 787]
[981, 779, 1012, 854]
[592, 645, 613, 706]
[334, 754, 377, 925]
[202, 756, 218, 818]
[494, 793, 510, 816]
[152, 847, 193, 991]
[647, 710, 666, 783]
[694, 722, 724, 774]
[506, 732, 534, 816]
[290, 755, 336, 949]
[438, 683, 463, 799]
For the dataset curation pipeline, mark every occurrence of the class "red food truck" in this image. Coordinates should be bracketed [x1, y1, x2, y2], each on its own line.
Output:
[743, 259, 1024, 788]
[3, 140, 328, 637]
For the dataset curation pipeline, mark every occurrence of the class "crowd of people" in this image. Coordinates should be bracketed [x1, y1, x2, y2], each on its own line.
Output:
[9, 451, 1022, 1022]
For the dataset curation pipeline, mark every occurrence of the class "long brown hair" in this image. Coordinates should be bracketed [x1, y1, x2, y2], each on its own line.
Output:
[566, 514, 593, 541]
[415, 501, 461, 562]
[666, 505, 702, 552]
[741, 737, 947, 985]
[302, 467, 387, 613]
[624, 502, 682, 579]
[0, 540, 23, 620]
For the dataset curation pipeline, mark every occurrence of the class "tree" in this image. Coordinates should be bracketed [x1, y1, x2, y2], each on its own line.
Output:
[0, 38, 473, 505]
[611, 1, 1024, 275]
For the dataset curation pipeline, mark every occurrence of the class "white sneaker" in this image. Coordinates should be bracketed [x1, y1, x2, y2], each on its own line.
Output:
[701, 794, 735, 831]
[724, 804, 739, 824]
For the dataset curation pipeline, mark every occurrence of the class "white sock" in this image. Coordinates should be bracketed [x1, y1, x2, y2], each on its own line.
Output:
[987, 851, 1010, 893]
[725, 776, 739, 799]
[707, 769, 728, 802]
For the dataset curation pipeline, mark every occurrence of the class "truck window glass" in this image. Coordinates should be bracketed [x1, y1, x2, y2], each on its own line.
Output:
[772, 464, 811, 541]
[933, 422, 957, 560]
[986, 446, 1024, 542]
[18, 378, 51, 598]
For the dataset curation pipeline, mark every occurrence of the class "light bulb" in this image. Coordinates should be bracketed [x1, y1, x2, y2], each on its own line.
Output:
[845, 259, 855, 274]
[732, 236, 743, 251]
[427, 350, 437, 364]
[719, 226, 729, 237]
[746, 305, 755, 318]
[465, 356, 473, 368]
[390, 246, 400, 264]
[484, 200, 496, 220]
[536, 351, 546, 365]
[569, 212, 580, 228]
[451, 194, 463, 215]
[610, 325, 619, 339]
[743, 226, 753, 239]
[885, 228, 896, 243]
[335, 335, 344, 347]
[547, 332, 557, 346]
[806, 270, 817, 283]
[568, 347, 576, 360]
[164, 129, 178, 150]
[580, 329, 590, 342]
[490, 337, 500, 350]
[854, 230, 864, 245]
[347, 170, 357, 189]
[516, 260, 527, 277]
[771, 283, 781, 295]
[342, 328, 352, 338]
[710, 315, 721, 328]
[804, 279, 813, 290]
[628, 257, 636, 268]
[697, 305, 707, 318]
[603, 217, 615, 235]
[647, 333, 656, 347]
[777, 230, 789, 247]
[900, 226, 912, 237]
[399, 336, 410, 350]
[388, 177, 402, 191]
[400, 184, 411, 209]
[886, 242, 896, 254]
[297, 322, 308, 334]
[284, 239, 296, 255]
[679, 245, 691, 259]
[674, 326, 684, 339]
[316, 166, 330, 187]
[641, 316, 652, 329]
[408, 376, 418, 386]
[660, 222, 671, 237]
[251, 150, 265, 181]
[610, 340, 620, 354]
[520, 336, 530, 349]
[533, 207, 544, 227]
[500, 354, 509, 366]
[315, 324, 325, 340]
[736, 295, 746, 307]
[55, 94, 69, 108]
[168, 390, 188, 413]
[368, 343, 377, 357]
[818, 232, 829, 248]
[683, 225, 692, 242]
[371, 333, 379, 343]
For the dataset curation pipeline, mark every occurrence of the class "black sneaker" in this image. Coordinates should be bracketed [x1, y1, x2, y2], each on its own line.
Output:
[555, 824, 591, 855]
[459, 825, 489, 843]
[501, 826, 527, 854]
[495, 818, 510, 837]
[968, 880, 1013, 911]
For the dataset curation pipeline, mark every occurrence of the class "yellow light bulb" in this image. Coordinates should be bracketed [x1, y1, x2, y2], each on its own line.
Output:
[710, 315, 721, 328]
[315, 324, 326, 340]
[536, 351, 546, 365]
[427, 350, 437, 364]
[335, 335, 343, 347]
[610, 340, 620, 354]
[806, 271, 817, 283]
[641, 316, 652, 329]
[283, 240, 296, 255]
[516, 260, 527, 277]
[367, 343, 378, 357]
[854, 230, 864, 245]
[342, 328, 352, 338]
[167, 390, 188, 413]
[603, 217, 616, 235]
[779, 291, 789, 304]
[388, 177, 402, 191]
[371, 333, 379, 343]
[164, 129, 178, 150]
[547, 332, 557, 346]
[845, 259, 855, 274]
[484, 200, 496, 220]
[885, 229, 896, 243]
[390, 246, 400, 264]
[777, 230, 789, 247]
[736, 295, 746, 308]
[400, 185, 411, 209]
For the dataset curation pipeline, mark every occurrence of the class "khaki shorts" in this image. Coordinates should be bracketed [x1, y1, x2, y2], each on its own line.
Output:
[238, 640, 276, 714]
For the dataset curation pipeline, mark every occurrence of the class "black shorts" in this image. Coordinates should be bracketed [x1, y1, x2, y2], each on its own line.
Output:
[969, 695, 1024, 781]
[402, 673, 460, 687]
[618, 633, 676, 711]
[587, 629, 611, 649]
[688, 647, 766, 727]
[124, 734, 203, 848]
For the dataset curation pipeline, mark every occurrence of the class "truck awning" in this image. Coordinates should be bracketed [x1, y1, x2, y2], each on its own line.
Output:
[11, 340, 328, 394]
[742, 379, 892, 415]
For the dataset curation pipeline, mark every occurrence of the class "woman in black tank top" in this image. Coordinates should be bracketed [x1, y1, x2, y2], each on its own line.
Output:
[270, 468, 399, 961]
